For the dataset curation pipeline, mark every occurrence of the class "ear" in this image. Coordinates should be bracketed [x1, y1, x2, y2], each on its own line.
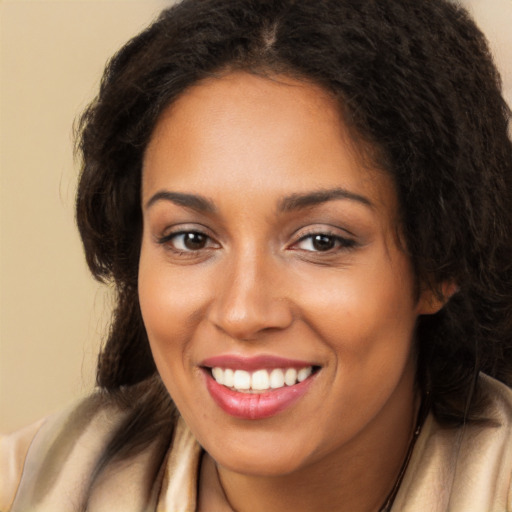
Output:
[417, 280, 458, 315]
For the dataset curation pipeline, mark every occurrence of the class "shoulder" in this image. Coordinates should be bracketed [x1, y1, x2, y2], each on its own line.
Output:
[395, 374, 512, 512]
[448, 375, 512, 511]
[469, 374, 512, 463]
[1, 392, 129, 512]
[0, 418, 45, 511]
[2, 381, 181, 512]
[479, 373, 512, 422]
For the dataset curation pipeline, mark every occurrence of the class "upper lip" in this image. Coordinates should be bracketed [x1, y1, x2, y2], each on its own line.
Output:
[200, 354, 319, 372]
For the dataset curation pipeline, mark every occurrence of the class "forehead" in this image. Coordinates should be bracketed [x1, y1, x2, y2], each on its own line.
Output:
[142, 72, 396, 215]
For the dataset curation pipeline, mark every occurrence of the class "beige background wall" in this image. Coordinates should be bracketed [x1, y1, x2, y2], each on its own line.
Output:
[0, 0, 170, 433]
[1, 0, 511, 434]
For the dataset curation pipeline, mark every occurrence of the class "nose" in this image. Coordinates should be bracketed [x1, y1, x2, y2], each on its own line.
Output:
[208, 249, 294, 341]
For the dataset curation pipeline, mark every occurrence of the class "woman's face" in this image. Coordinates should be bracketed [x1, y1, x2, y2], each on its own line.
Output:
[139, 72, 438, 476]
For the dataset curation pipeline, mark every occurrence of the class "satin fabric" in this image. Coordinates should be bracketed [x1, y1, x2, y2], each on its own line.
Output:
[1, 374, 511, 511]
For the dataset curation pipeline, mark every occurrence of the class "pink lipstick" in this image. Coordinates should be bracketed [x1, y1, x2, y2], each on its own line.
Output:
[201, 355, 319, 420]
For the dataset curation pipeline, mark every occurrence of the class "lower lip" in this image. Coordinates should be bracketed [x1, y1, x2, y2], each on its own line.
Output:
[204, 370, 316, 420]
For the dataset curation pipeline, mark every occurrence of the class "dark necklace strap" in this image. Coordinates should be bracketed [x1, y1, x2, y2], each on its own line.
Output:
[379, 392, 432, 512]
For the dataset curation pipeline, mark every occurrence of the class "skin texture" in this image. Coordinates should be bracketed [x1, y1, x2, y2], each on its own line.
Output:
[139, 72, 444, 511]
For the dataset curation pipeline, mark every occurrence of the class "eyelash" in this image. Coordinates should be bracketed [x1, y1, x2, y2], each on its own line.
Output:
[157, 229, 357, 255]
[292, 232, 357, 253]
[157, 230, 218, 254]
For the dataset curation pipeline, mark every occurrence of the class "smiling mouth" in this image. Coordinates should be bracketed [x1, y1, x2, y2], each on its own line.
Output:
[201, 359, 321, 419]
[206, 366, 320, 393]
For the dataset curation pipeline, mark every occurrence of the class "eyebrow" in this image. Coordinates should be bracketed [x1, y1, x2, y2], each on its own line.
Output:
[145, 191, 216, 213]
[144, 187, 373, 214]
[278, 188, 374, 212]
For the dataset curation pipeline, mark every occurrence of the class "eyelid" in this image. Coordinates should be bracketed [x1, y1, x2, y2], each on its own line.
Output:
[156, 222, 213, 241]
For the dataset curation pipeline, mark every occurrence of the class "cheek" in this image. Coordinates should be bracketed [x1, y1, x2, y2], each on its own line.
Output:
[292, 255, 419, 422]
[138, 250, 190, 368]
[138, 243, 220, 401]
[296, 259, 417, 349]
[138, 251, 203, 411]
[139, 242, 206, 334]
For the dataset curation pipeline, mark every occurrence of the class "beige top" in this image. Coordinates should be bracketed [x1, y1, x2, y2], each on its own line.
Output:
[1, 374, 512, 511]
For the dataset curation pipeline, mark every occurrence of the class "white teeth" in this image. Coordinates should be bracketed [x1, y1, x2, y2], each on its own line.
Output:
[210, 366, 314, 392]
[284, 368, 297, 386]
[251, 369, 270, 390]
[269, 369, 285, 389]
[224, 368, 234, 388]
[297, 367, 312, 382]
[233, 370, 251, 390]
[212, 367, 224, 385]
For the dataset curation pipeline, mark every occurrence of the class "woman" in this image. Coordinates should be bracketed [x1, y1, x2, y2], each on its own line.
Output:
[2, 0, 512, 510]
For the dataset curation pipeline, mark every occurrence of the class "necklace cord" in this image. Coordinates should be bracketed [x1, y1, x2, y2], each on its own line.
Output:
[378, 391, 432, 512]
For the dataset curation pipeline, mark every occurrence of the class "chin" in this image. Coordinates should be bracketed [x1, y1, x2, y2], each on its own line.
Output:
[214, 448, 311, 477]
[198, 424, 318, 477]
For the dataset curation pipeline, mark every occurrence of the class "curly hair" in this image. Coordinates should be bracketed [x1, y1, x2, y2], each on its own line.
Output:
[76, 0, 512, 448]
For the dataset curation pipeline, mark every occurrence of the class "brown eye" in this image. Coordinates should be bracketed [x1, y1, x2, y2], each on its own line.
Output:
[159, 231, 215, 252]
[181, 232, 208, 250]
[311, 234, 336, 251]
[293, 232, 357, 253]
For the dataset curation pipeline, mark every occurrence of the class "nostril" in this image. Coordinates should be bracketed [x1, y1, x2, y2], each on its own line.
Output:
[209, 293, 294, 341]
